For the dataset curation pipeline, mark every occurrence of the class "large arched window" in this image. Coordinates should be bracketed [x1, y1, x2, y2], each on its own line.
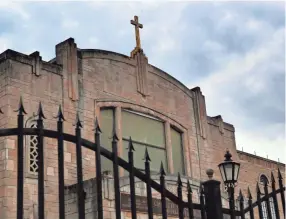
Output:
[260, 174, 276, 219]
[121, 109, 167, 172]
[99, 107, 185, 175]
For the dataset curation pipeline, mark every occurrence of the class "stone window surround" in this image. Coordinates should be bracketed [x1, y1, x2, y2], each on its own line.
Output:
[24, 115, 40, 179]
[96, 100, 191, 177]
[259, 173, 269, 186]
[259, 173, 277, 219]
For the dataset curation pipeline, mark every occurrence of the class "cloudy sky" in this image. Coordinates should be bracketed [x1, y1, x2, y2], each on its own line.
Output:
[0, 1, 285, 162]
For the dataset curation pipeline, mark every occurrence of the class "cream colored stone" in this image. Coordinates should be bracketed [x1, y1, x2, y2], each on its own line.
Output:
[5, 139, 15, 149]
[5, 160, 14, 171]
[64, 152, 72, 162]
[47, 167, 54, 176]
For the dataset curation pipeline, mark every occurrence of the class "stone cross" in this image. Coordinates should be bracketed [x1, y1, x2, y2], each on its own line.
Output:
[130, 15, 143, 49]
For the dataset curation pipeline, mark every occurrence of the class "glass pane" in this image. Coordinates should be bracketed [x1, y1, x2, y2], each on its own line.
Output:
[234, 164, 240, 181]
[270, 197, 276, 218]
[122, 110, 165, 147]
[219, 165, 226, 182]
[225, 163, 233, 181]
[171, 127, 184, 175]
[122, 140, 167, 173]
[100, 108, 114, 173]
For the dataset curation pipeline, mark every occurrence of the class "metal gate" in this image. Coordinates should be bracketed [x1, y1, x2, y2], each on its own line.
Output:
[0, 98, 284, 219]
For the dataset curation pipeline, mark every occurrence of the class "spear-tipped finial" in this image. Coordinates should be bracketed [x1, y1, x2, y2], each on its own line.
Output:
[160, 161, 166, 176]
[247, 187, 252, 199]
[144, 147, 151, 162]
[187, 180, 192, 193]
[128, 137, 135, 152]
[75, 112, 82, 128]
[256, 182, 261, 195]
[37, 102, 46, 119]
[224, 149, 232, 161]
[278, 168, 283, 180]
[271, 172, 275, 185]
[15, 96, 27, 115]
[94, 117, 101, 133]
[239, 189, 244, 201]
[177, 173, 182, 186]
[56, 105, 65, 121]
[112, 126, 119, 141]
[200, 184, 204, 194]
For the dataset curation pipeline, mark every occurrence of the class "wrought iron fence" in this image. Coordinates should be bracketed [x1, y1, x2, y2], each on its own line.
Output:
[0, 97, 284, 219]
[240, 170, 285, 219]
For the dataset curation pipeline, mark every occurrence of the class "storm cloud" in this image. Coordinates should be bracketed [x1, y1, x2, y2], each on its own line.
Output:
[0, 1, 284, 162]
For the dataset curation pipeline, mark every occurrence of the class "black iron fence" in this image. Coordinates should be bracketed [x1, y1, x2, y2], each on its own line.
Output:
[0, 98, 284, 219]
[240, 171, 285, 219]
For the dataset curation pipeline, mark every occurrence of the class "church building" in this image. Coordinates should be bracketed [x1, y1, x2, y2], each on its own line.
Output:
[0, 16, 284, 219]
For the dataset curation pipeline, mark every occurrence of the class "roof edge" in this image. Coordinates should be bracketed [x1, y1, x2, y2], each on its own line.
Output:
[237, 150, 285, 166]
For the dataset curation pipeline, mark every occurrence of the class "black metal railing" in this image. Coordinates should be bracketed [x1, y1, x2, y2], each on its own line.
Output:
[241, 170, 285, 219]
[0, 98, 284, 219]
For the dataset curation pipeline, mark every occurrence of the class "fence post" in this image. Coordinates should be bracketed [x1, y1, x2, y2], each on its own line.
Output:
[202, 169, 223, 219]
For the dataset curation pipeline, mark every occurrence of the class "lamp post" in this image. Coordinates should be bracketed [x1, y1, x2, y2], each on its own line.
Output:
[218, 150, 240, 219]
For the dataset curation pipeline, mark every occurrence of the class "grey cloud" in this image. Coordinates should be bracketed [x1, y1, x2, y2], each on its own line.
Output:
[0, 1, 284, 159]
[224, 1, 285, 28]
[179, 2, 285, 80]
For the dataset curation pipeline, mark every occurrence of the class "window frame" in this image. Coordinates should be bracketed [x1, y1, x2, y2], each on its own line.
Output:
[170, 125, 185, 175]
[99, 105, 187, 176]
[259, 174, 276, 219]
[121, 108, 167, 173]
[99, 107, 116, 174]
[25, 117, 39, 178]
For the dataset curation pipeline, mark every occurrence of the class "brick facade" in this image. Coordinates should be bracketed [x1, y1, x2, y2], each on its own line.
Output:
[0, 37, 284, 218]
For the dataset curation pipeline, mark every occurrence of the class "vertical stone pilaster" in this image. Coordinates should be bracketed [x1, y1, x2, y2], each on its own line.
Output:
[132, 49, 148, 97]
[56, 38, 79, 101]
[191, 87, 207, 139]
[29, 51, 42, 76]
[215, 115, 224, 135]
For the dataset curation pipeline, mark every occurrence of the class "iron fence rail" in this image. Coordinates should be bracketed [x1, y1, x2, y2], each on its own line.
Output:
[0, 100, 284, 219]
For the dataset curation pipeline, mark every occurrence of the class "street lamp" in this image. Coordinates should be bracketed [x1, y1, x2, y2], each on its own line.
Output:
[218, 150, 240, 219]
[218, 150, 240, 187]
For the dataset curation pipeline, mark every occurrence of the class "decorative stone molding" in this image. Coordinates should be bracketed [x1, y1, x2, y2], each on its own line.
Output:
[0, 49, 61, 75]
[132, 49, 149, 97]
[95, 98, 187, 132]
[210, 115, 225, 135]
[29, 51, 42, 76]
[56, 38, 79, 101]
[24, 116, 39, 179]
[191, 87, 207, 139]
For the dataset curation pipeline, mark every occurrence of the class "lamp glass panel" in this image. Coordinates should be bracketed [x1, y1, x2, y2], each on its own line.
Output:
[219, 165, 226, 182]
[224, 163, 233, 181]
[234, 164, 240, 181]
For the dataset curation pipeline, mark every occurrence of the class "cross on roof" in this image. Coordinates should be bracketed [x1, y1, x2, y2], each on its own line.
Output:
[130, 15, 143, 49]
